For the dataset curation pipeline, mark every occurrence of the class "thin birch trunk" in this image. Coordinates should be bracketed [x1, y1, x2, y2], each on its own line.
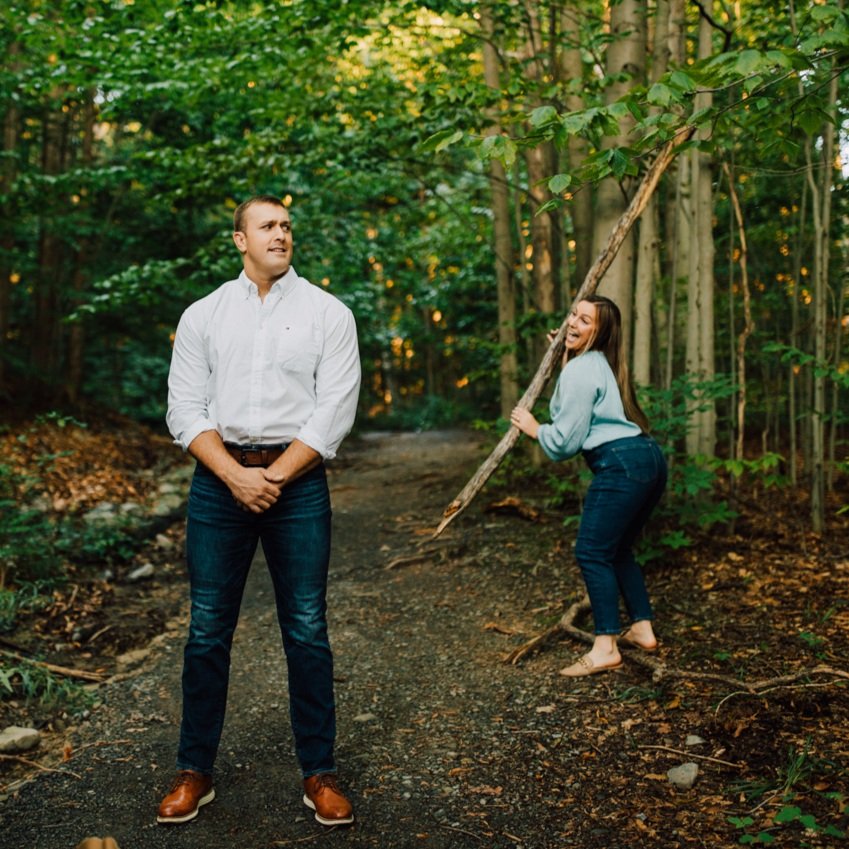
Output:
[722, 163, 753, 463]
[592, 0, 646, 351]
[66, 93, 97, 403]
[558, 7, 592, 289]
[685, 14, 716, 457]
[481, 5, 519, 418]
[633, 0, 672, 385]
[789, 178, 807, 485]
[808, 68, 837, 530]
[0, 83, 18, 391]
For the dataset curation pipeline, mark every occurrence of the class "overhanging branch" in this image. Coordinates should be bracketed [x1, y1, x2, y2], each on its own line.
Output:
[433, 126, 696, 538]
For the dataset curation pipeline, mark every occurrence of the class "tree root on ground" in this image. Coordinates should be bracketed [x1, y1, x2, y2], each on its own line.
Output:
[504, 595, 849, 710]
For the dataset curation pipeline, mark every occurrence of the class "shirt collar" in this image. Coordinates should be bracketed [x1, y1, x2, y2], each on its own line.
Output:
[238, 267, 298, 299]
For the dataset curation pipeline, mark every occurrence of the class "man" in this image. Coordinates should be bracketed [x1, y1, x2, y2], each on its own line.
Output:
[159, 195, 361, 827]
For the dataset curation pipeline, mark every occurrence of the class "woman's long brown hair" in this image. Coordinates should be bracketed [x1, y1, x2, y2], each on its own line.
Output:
[566, 294, 650, 432]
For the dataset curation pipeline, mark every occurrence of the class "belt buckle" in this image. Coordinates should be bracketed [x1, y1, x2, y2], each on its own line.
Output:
[240, 447, 250, 466]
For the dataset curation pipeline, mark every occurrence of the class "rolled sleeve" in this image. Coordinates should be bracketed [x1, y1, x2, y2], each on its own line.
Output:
[166, 308, 216, 451]
[296, 306, 361, 459]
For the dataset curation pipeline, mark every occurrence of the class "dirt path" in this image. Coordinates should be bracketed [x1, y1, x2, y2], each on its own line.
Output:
[3, 430, 847, 849]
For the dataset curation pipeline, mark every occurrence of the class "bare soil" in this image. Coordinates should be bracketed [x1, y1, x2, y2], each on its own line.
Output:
[1, 428, 847, 849]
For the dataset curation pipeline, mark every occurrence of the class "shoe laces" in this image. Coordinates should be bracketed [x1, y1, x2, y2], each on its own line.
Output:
[312, 773, 342, 794]
[170, 770, 200, 792]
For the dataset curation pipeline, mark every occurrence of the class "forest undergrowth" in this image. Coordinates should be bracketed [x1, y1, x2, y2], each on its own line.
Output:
[0, 418, 847, 847]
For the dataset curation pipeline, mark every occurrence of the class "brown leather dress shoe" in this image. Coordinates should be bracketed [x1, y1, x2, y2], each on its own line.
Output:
[303, 773, 354, 826]
[157, 770, 215, 824]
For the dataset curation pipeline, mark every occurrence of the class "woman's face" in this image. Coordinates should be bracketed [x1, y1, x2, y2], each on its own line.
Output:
[565, 300, 597, 353]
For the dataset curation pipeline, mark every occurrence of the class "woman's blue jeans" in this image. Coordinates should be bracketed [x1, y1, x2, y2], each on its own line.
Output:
[576, 435, 667, 635]
[176, 462, 335, 779]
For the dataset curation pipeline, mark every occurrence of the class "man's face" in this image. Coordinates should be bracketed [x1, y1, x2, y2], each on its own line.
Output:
[233, 202, 293, 282]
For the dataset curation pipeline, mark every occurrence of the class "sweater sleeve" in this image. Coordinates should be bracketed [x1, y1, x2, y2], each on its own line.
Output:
[536, 355, 599, 461]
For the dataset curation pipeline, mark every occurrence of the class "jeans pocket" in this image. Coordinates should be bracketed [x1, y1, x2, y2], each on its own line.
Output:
[610, 443, 658, 484]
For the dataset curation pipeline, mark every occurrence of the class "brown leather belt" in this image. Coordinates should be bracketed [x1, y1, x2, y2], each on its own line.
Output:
[224, 443, 289, 467]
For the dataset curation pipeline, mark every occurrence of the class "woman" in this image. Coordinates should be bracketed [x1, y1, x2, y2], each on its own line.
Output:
[511, 295, 667, 677]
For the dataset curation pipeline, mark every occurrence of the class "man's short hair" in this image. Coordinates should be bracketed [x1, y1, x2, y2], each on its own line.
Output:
[233, 195, 286, 233]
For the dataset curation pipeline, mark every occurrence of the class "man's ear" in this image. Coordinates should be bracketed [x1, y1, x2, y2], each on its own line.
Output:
[233, 231, 246, 253]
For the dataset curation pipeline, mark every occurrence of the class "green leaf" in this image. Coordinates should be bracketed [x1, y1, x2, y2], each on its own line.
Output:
[765, 50, 792, 69]
[420, 129, 463, 153]
[688, 106, 713, 127]
[669, 70, 696, 92]
[609, 148, 633, 179]
[607, 101, 632, 121]
[799, 105, 835, 136]
[811, 4, 840, 22]
[774, 806, 801, 824]
[735, 49, 763, 75]
[548, 173, 572, 194]
[530, 105, 557, 127]
[563, 107, 602, 136]
[647, 82, 672, 106]
[535, 198, 562, 215]
[480, 135, 517, 168]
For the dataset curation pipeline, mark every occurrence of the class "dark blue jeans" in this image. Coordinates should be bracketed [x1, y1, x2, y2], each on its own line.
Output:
[576, 435, 667, 635]
[177, 462, 335, 779]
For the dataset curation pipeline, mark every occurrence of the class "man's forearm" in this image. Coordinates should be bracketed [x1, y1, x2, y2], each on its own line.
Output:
[264, 439, 322, 487]
[187, 430, 242, 485]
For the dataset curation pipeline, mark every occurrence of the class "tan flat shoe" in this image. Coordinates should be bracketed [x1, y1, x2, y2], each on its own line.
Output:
[619, 629, 658, 652]
[559, 654, 623, 677]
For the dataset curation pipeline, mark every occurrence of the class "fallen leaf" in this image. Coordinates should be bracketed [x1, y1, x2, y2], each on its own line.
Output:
[468, 785, 503, 796]
[484, 622, 519, 636]
[484, 496, 541, 521]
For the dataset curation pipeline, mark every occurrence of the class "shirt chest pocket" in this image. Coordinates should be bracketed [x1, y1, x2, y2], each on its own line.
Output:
[275, 330, 320, 376]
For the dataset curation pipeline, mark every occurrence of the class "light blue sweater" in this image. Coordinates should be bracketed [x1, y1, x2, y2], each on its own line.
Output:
[537, 350, 641, 462]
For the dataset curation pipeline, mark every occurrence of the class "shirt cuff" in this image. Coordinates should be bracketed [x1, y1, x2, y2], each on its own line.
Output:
[175, 419, 216, 452]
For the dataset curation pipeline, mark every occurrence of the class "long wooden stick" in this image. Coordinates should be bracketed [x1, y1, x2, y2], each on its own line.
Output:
[434, 126, 695, 538]
[0, 650, 106, 683]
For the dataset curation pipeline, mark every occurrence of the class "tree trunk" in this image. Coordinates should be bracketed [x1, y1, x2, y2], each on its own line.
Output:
[520, 1, 559, 367]
[722, 163, 753, 462]
[829, 274, 845, 491]
[557, 8, 592, 289]
[592, 0, 646, 354]
[66, 93, 97, 404]
[789, 177, 807, 485]
[685, 14, 716, 458]
[0, 41, 21, 392]
[481, 5, 519, 418]
[806, 69, 837, 531]
[633, 0, 674, 385]
[633, 200, 659, 385]
[663, 0, 688, 392]
[32, 99, 68, 395]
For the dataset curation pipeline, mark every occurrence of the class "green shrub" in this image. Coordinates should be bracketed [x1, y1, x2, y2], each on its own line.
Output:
[0, 658, 94, 716]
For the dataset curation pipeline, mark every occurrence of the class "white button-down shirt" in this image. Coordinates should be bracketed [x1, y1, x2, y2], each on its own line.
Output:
[166, 267, 361, 459]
